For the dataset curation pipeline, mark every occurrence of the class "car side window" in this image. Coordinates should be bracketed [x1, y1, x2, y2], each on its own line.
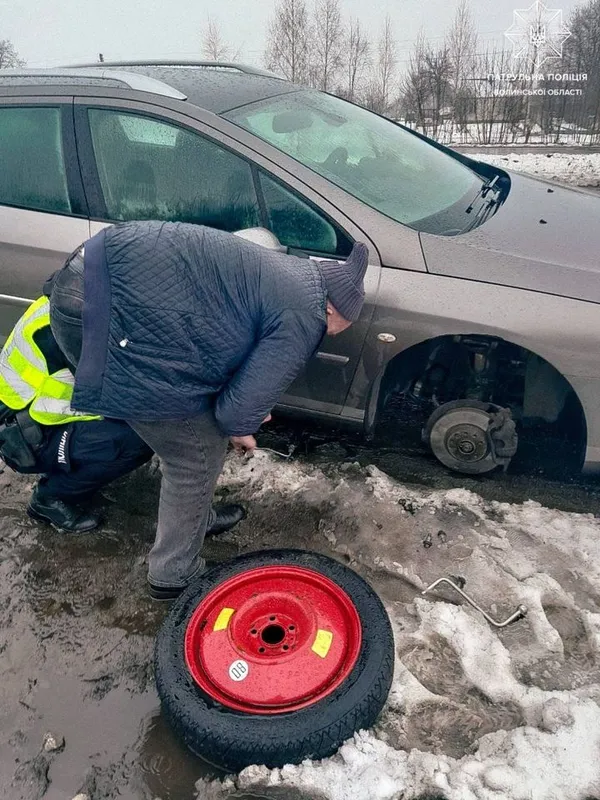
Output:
[0, 106, 71, 214]
[259, 172, 352, 257]
[87, 109, 261, 231]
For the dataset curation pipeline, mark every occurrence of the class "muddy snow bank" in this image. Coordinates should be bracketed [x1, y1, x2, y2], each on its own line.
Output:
[467, 151, 600, 187]
[202, 453, 600, 800]
[206, 700, 600, 800]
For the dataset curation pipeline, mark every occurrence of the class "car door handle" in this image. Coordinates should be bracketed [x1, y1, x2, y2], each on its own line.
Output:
[316, 352, 350, 365]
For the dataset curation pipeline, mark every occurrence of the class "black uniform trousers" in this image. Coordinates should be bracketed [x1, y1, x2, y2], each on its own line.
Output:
[35, 418, 153, 503]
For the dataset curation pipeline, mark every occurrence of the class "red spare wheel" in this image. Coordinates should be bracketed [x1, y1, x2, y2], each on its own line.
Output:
[154, 549, 394, 772]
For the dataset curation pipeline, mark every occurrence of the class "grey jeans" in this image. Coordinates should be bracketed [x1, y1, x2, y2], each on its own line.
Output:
[128, 415, 229, 588]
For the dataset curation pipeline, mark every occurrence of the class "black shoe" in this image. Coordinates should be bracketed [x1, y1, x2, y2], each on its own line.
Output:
[147, 560, 221, 601]
[147, 582, 184, 601]
[206, 504, 246, 538]
[27, 488, 101, 534]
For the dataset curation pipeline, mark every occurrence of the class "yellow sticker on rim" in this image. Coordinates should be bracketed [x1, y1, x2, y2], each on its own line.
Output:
[311, 629, 333, 658]
[213, 607, 235, 631]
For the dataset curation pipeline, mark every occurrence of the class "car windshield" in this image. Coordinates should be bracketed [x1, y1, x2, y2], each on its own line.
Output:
[224, 90, 485, 234]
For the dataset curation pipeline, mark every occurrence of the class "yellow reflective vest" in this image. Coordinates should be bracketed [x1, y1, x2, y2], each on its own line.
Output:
[0, 297, 100, 425]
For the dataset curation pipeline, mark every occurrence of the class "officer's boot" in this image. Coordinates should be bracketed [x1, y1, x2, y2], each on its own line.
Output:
[27, 485, 101, 534]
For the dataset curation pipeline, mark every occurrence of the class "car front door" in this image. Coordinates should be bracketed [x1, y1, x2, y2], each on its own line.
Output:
[74, 98, 380, 416]
[0, 97, 90, 341]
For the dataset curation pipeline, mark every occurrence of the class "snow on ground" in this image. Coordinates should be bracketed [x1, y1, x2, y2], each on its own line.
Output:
[402, 121, 599, 149]
[465, 150, 600, 187]
[201, 453, 600, 800]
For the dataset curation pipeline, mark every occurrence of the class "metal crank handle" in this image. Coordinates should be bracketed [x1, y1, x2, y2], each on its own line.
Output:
[255, 446, 296, 459]
[422, 577, 528, 628]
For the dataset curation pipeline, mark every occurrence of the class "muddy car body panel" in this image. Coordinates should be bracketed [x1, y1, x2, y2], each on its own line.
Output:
[0, 64, 598, 473]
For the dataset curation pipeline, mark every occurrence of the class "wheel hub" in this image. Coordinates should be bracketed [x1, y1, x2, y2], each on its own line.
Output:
[241, 606, 303, 657]
[424, 401, 514, 475]
[445, 423, 489, 463]
[184, 566, 362, 714]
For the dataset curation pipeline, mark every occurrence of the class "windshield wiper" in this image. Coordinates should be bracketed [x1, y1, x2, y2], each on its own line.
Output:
[465, 175, 501, 214]
[461, 175, 503, 232]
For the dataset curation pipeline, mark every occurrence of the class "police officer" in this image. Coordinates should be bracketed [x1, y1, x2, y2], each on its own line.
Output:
[0, 295, 154, 532]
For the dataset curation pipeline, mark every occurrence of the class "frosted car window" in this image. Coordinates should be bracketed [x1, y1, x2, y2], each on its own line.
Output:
[88, 109, 261, 231]
[0, 107, 71, 214]
[259, 172, 351, 257]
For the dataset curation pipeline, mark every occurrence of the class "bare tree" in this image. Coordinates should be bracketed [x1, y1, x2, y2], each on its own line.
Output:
[423, 43, 453, 138]
[345, 17, 370, 101]
[201, 16, 239, 61]
[447, 0, 478, 131]
[363, 15, 397, 114]
[448, 0, 477, 88]
[562, 0, 600, 141]
[0, 39, 25, 69]
[376, 15, 397, 113]
[265, 0, 310, 84]
[402, 33, 453, 138]
[467, 46, 525, 145]
[402, 32, 429, 131]
[312, 0, 345, 91]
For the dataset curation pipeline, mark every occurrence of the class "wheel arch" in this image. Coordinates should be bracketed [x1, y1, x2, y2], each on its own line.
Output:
[364, 332, 588, 464]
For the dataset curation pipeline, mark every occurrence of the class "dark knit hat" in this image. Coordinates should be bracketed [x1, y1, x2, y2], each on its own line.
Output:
[318, 242, 369, 322]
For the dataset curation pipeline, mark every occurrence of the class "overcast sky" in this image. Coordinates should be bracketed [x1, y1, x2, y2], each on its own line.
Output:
[1, 0, 584, 72]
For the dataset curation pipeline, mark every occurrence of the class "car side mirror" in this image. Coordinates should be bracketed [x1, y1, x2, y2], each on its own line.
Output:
[233, 227, 288, 252]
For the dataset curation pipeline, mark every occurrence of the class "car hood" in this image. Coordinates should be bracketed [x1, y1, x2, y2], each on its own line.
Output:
[419, 171, 600, 303]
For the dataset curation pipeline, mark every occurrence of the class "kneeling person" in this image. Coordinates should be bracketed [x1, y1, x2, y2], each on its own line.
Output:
[0, 296, 153, 532]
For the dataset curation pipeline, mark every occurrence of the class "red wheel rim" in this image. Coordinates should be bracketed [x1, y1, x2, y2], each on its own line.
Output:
[184, 565, 362, 714]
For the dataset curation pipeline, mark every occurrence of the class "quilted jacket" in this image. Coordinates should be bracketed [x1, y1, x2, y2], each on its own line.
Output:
[73, 221, 327, 435]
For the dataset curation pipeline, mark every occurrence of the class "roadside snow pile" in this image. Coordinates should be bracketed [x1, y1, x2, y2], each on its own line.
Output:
[201, 453, 600, 800]
[402, 120, 598, 149]
[467, 151, 600, 187]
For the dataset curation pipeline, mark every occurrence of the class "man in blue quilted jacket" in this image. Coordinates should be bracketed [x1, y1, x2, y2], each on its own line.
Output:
[46, 222, 369, 599]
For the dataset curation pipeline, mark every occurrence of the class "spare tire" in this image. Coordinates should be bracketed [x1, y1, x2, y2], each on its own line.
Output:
[155, 549, 394, 772]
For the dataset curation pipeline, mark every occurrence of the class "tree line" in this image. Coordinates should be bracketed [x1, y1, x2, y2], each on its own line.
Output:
[3, 0, 599, 145]
[401, 0, 600, 144]
[257, 0, 600, 144]
[202, 0, 600, 144]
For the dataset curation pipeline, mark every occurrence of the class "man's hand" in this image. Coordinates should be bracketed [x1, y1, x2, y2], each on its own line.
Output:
[230, 417, 270, 455]
[230, 435, 257, 455]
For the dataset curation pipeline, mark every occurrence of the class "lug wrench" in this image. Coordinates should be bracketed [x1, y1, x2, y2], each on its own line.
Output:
[255, 445, 296, 459]
[422, 577, 528, 628]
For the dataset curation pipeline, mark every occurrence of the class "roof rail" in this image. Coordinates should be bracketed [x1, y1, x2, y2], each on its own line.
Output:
[65, 60, 282, 79]
[0, 67, 187, 100]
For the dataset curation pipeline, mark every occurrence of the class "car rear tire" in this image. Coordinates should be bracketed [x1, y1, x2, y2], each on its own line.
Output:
[155, 549, 394, 772]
